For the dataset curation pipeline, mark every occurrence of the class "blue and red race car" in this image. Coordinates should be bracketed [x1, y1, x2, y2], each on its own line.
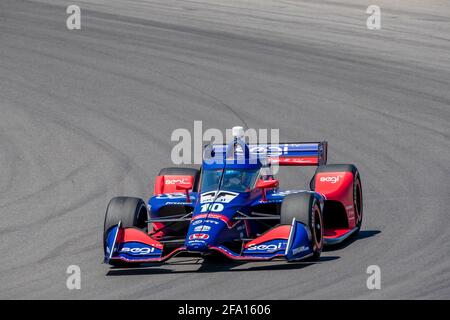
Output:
[103, 127, 363, 266]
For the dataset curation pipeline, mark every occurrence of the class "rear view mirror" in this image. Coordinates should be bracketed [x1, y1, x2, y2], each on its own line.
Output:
[256, 179, 279, 202]
[176, 182, 193, 203]
[256, 179, 279, 189]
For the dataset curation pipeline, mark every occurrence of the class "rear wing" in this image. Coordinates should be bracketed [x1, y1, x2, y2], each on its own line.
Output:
[211, 141, 327, 166]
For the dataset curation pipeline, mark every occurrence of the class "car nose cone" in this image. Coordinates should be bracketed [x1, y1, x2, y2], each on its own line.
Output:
[186, 241, 208, 252]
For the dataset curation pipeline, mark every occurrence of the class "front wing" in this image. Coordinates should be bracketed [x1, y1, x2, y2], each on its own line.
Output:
[104, 219, 313, 264]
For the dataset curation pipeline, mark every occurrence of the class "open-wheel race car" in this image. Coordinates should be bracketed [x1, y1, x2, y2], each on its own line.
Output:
[103, 127, 363, 266]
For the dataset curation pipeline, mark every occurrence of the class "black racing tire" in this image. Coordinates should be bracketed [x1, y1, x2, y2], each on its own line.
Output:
[310, 164, 363, 236]
[280, 193, 324, 260]
[103, 196, 148, 251]
[353, 170, 363, 235]
[158, 167, 200, 191]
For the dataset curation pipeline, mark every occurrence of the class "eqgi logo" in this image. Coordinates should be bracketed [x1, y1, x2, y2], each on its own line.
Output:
[165, 178, 190, 185]
[189, 233, 209, 240]
[247, 242, 283, 253]
[194, 225, 211, 232]
[120, 247, 154, 255]
[320, 175, 341, 184]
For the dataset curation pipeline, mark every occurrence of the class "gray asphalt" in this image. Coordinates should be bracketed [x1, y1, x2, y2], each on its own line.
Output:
[0, 0, 449, 299]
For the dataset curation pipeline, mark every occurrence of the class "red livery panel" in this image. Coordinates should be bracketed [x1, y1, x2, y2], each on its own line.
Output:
[244, 225, 291, 248]
[153, 175, 194, 195]
[117, 228, 164, 249]
[314, 171, 356, 228]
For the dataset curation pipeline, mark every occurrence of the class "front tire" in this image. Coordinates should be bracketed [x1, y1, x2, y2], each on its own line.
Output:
[281, 193, 324, 260]
[103, 196, 148, 251]
[353, 171, 363, 235]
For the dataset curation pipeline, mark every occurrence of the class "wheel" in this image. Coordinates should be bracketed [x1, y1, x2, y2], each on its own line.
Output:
[103, 196, 148, 251]
[157, 167, 200, 191]
[281, 193, 324, 260]
[353, 170, 363, 234]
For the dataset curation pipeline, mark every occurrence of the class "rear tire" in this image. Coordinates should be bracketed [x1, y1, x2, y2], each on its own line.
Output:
[281, 193, 323, 260]
[353, 171, 363, 235]
[103, 196, 148, 251]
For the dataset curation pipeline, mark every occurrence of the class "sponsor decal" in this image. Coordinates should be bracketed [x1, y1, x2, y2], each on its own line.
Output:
[205, 219, 219, 225]
[120, 247, 155, 255]
[208, 214, 229, 224]
[262, 200, 283, 204]
[200, 191, 238, 204]
[200, 203, 224, 213]
[193, 213, 229, 224]
[237, 145, 284, 157]
[319, 176, 341, 184]
[215, 191, 239, 203]
[187, 240, 206, 244]
[165, 178, 190, 185]
[156, 193, 186, 199]
[192, 219, 203, 225]
[194, 225, 211, 232]
[165, 202, 190, 205]
[270, 157, 313, 164]
[247, 242, 283, 253]
[189, 233, 210, 240]
[200, 191, 216, 203]
[292, 245, 309, 255]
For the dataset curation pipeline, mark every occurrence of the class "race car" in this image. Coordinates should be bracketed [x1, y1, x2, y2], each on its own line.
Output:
[103, 127, 363, 266]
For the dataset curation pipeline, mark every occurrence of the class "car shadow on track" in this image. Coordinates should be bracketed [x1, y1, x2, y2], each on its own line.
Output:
[323, 230, 381, 252]
[105, 256, 340, 276]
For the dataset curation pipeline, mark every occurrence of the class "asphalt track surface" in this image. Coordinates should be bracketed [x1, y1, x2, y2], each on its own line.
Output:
[0, 0, 449, 299]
